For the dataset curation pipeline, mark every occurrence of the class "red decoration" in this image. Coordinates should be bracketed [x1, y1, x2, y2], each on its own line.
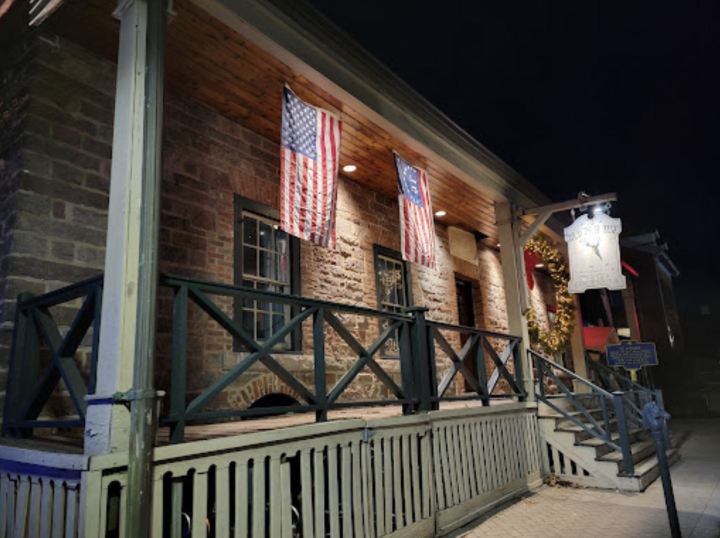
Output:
[524, 250, 540, 290]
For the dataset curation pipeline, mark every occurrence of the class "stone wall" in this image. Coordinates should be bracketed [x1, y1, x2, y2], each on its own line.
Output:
[0, 34, 554, 418]
[0, 35, 114, 416]
[0, 39, 30, 397]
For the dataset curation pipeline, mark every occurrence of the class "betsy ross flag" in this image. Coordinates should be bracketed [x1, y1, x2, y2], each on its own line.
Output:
[280, 86, 342, 248]
[394, 153, 437, 268]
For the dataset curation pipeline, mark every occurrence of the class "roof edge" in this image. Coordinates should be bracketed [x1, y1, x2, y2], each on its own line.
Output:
[196, 0, 550, 208]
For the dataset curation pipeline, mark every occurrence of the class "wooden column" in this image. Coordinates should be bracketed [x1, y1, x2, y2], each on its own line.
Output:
[496, 202, 534, 401]
[84, 0, 165, 458]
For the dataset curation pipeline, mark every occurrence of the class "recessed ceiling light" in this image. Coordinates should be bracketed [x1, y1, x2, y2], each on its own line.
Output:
[535, 263, 545, 268]
[434, 210, 447, 217]
[342, 164, 357, 173]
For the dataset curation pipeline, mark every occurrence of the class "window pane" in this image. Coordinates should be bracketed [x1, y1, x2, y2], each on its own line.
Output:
[277, 232, 290, 283]
[243, 246, 257, 276]
[259, 250, 277, 281]
[259, 221, 273, 250]
[256, 312, 269, 341]
[272, 313, 286, 334]
[243, 217, 257, 245]
[241, 309, 254, 338]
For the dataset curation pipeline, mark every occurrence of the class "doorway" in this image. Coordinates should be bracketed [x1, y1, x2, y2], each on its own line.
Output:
[455, 277, 476, 392]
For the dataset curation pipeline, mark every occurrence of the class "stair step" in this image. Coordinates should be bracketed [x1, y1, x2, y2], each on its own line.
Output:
[555, 418, 617, 434]
[539, 408, 607, 420]
[576, 428, 647, 456]
[597, 439, 657, 465]
[632, 449, 679, 478]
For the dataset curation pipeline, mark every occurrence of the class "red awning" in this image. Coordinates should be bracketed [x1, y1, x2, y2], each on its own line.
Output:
[582, 326, 619, 351]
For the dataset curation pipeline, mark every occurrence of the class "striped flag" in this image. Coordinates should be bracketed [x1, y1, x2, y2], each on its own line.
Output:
[280, 86, 342, 248]
[394, 153, 437, 268]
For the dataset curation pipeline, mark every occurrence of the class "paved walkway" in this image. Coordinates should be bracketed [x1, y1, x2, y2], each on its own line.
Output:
[456, 419, 720, 537]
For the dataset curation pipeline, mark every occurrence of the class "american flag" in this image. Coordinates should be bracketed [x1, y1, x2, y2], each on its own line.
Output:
[394, 153, 437, 268]
[280, 87, 342, 248]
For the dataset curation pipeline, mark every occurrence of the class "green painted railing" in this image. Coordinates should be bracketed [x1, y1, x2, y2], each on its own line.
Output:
[2, 274, 525, 443]
[2, 275, 103, 436]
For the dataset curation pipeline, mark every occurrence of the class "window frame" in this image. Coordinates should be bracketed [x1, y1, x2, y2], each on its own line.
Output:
[373, 244, 413, 359]
[233, 195, 302, 353]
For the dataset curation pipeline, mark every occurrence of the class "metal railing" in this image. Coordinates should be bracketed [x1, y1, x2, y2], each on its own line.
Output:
[585, 352, 668, 439]
[531, 349, 638, 476]
[3, 274, 525, 443]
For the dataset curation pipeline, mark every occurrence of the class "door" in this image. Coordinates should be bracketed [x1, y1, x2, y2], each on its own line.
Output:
[455, 277, 476, 392]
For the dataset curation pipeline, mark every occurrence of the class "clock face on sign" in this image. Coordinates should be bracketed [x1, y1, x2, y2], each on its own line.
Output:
[564, 213, 627, 294]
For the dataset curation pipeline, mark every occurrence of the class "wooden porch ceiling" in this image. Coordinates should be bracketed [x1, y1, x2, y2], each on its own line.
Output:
[47, 0, 500, 240]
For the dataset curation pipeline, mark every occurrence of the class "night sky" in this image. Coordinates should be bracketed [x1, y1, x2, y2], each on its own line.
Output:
[308, 0, 720, 352]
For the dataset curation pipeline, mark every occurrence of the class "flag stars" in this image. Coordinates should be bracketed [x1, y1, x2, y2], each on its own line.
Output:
[281, 89, 317, 159]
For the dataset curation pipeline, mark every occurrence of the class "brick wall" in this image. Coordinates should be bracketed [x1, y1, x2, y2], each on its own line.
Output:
[0, 34, 557, 417]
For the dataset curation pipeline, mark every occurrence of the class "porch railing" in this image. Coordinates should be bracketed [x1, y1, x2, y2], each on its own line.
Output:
[426, 319, 524, 406]
[2, 275, 103, 436]
[2, 274, 525, 442]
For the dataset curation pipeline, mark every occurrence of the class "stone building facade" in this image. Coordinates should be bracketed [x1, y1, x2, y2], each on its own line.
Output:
[0, 32, 558, 418]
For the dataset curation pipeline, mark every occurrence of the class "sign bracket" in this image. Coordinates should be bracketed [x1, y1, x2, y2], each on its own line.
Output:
[518, 192, 617, 246]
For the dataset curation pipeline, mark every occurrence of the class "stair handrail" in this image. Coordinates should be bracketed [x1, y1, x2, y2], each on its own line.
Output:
[530, 349, 636, 476]
[585, 351, 650, 393]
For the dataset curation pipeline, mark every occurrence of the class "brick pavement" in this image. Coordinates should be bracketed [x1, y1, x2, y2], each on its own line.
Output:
[456, 419, 720, 537]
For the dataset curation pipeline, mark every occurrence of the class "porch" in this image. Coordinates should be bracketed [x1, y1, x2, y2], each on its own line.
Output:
[0, 0, 671, 536]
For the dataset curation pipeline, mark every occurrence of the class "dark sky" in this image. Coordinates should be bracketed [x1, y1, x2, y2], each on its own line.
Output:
[307, 0, 720, 342]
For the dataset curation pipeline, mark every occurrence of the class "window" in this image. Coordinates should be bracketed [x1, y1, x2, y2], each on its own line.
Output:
[373, 245, 412, 357]
[234, 196, 300, 351]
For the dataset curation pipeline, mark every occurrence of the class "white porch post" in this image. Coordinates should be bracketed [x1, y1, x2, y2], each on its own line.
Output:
[496, 202, 535, 401]
[84, 0, 163, 456]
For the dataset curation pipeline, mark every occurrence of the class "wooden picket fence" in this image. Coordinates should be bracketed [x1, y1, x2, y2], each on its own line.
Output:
[0, 447, 85, 538]
[1, 404, 541, 537]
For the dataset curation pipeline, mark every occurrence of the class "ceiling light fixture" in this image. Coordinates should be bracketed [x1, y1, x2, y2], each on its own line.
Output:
[434, 210, 447, 217]
[342, 164, 357, 173]
[535, 263, 545, 268]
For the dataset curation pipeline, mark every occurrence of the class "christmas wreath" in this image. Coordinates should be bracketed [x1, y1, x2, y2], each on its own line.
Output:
[525, 237, 576, 355]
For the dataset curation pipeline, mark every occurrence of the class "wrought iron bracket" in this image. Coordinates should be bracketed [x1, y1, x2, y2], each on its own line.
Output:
[87, 390, 165, 410]
[113, 389, 166, 408]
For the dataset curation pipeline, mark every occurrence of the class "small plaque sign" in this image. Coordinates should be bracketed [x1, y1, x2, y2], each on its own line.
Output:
[564, 213, 627, 294]
[606, 342, 658, 369]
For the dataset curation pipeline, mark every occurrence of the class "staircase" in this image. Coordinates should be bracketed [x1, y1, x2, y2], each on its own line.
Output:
[531, 351, 680, 492]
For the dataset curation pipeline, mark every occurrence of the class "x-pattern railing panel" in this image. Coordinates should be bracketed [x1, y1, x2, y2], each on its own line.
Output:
[164, 275, 418, 442]
[427, 320, 525, 405]
[2, 275, 103, 436]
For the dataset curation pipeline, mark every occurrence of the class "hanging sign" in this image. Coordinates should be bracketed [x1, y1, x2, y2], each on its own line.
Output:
[564, 213, 626, 294]
[607, 342, 658, 369]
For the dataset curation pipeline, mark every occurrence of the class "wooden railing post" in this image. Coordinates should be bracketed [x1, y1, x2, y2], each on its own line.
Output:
[169, 285, 188, 444]
[2, 293, 38, 437]
[512, 339, 526, 401]
[612, 391, 635, 476]
[398, 320, 416, 415]
[475, 336, 490, 406]
[407, 307, 435, 412]
[314, 308, 327, 422]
